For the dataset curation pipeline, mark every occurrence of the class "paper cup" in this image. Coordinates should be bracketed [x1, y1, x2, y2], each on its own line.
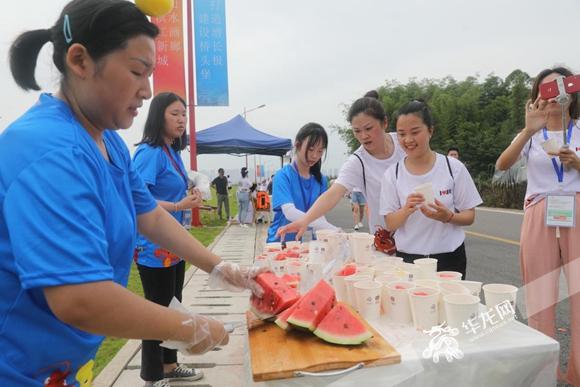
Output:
[414, 182, 435, 205]
[285, 260, 306, 277]
[387, 281, 416, 324]
[285, 240, 301, 250]
[408, 287, 440, 331]
[436, 271, 463, 281]
[264, 242, 282, 253]
[399, 263, 421, 282]
[356, 265, 376, 278]
[438, 281, 470, 324]
[483, 283, 518, 309]
[444, 294, 480, 331]
[269, 259, 286, 276]
[344, 274, 373, 309]
[414, 279, 440, 290]
[413, 258, 438, 279]
[350, 232, 375, 265]
[331, 273, 352, 302]
[254, 255, 270, 269]
[308, 240, 327, 263]
[452, 280, 482, 298]
[375, 273, 402, 317]
[354, 280, 382, 321]
[385, 256, 405, 266]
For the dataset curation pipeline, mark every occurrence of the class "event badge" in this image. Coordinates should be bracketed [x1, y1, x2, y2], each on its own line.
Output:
[545, 193, 576, 228]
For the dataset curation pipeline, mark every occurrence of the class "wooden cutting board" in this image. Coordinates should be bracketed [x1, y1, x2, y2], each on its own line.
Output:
[247, 311, 400, 382]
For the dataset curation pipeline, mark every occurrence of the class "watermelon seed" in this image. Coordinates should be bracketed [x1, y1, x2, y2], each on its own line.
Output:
[343, 323, 349, 329]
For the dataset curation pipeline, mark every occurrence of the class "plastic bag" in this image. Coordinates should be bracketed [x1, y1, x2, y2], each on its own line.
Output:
[187, 171, 212, 200]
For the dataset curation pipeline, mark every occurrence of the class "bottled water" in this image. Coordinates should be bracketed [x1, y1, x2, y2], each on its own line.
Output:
[182, 208, 192, 230]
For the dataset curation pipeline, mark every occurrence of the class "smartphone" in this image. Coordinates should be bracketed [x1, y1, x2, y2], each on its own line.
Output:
[540, 75, 580, 100]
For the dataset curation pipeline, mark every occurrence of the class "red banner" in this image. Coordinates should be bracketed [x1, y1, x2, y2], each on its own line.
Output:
[152, 0, 186, 99]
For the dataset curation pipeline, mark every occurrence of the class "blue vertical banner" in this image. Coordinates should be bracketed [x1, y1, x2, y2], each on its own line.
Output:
[194, 0, 229, 106]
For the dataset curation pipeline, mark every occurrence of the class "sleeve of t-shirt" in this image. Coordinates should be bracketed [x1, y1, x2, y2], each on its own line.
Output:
[450, 160, 483, 211]
[379, 165, 400, 216]
[128, 161, 158, 215]
[132, 145, 162, 187]
[335, 155, 364, 192]
[4, 148, 114, 289]
[515, 132, 532, 160]
[272, 169, 294, 210]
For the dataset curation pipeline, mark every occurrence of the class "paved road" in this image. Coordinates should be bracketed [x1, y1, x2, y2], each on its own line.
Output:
[326, 198, 571, 385]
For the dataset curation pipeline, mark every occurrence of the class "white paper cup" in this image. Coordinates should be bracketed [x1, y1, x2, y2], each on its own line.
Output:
[385, 256, 405, 266]
[356, 265, 376, 278]
[254, 255, 270, 269]
[399, 263, 421, 282]
[414, 182, 435, 205]
[308, 240, 326, 263]
[331, 273, 352, 302]
[452, 280, 483, 298]
[414, 279, 440, 289]
[375, 274, 401, 317]
[413, 258, 438, 279]
[436, 271, 463, 281]
[264, 242, 282, 252]
[285, 260, 306, 277]
[408, 287, 440, 331]
[444, 294, 480, 331]
[350, 232, 375, 265]
[483, 283, 518, 309]
[387, 281, 416, 324]
[438, 281, 470, 324]
[344, 274, 373, 309]
[269, 260, 286, 276]
[354, 280, 382, 321]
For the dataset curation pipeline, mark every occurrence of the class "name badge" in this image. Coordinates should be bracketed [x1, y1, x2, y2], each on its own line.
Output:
[545, 193, 576, 228]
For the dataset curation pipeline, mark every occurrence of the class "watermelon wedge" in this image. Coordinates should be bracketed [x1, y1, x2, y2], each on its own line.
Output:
[250, 272, 300, 319]
[336, 263, 357, 276]
[287, 280, 336, 331]
[314, 302, 373, 345]
[274, 301, 300, 331]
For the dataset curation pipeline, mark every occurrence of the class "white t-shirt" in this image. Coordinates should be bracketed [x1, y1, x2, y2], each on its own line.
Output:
[379, 153, 483, 255]
[238, 177, 252, 192]
[519, 120, 580, 200]
[335, 132, 406, 232]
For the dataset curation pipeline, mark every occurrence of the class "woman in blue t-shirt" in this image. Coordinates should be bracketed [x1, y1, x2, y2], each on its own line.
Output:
[0, 2, 262, 386]
[133, 92, 205, 384]
[267, 123, 338, 242]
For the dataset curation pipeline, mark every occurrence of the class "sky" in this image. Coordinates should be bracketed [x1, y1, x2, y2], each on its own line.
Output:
[0, 0, 579, 182]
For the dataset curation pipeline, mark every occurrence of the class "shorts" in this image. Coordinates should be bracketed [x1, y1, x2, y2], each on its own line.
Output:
[351, 191, 366, 205]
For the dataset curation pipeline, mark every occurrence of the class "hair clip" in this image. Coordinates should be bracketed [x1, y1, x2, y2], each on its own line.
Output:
[135, 0, 175, 17]
[63, 14, 73, 44]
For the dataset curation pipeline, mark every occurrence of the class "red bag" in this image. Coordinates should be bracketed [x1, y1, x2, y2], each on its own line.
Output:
[374, 227, 396, 255]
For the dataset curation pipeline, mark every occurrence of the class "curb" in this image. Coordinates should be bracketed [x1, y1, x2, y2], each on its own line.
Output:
[92, 223, 232, 387]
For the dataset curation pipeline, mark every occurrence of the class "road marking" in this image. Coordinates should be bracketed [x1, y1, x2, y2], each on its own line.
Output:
[477, 207, 523, 216]
[465, 231, 520, 246]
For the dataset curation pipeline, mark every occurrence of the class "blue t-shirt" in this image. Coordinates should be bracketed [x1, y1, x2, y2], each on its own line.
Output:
[133, 143, 188, 268]
[0, 94, 157, 386]
[267, 164, 327, 242]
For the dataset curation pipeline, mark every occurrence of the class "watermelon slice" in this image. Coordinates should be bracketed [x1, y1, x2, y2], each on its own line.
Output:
[281, 274, 300, 288]
[314, 302, 373, 345]
[274, 301, 300, 331]
[250, 272, 300, 319]
[287, 280, 336, 331]
[336, 263, 357, 276]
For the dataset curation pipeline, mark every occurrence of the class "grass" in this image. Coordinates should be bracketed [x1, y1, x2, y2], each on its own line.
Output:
[93, 187, 238, 377]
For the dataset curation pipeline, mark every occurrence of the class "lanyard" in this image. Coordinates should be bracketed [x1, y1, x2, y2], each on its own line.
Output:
[292, 162, 314, 210]
[542, 121, 574, 183]
[162, 145, 188, 189]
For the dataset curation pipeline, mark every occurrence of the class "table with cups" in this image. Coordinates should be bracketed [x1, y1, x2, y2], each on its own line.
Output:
[249, 231, 559, 386]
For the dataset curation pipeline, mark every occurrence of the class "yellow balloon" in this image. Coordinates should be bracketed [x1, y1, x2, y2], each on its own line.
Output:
[135, 0, 175, 17]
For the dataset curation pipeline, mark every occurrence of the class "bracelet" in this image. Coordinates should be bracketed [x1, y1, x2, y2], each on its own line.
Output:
[443, 211, 454, 223]
[173, 202, 178, 212]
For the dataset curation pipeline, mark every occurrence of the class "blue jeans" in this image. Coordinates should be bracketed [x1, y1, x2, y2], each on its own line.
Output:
[237, 191, 250, 223]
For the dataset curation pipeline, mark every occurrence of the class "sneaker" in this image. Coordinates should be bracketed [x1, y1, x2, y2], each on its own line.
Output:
[144, 379, 171, 387]
[354, 224, 359, 231]
[357, 222, 364, 228]
[164, 365, 204, 381]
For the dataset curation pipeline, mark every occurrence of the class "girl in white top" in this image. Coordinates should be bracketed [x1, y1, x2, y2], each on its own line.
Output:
[380, 100, 482, 277]
[496, 66, 580, 386]
[237, 167, 253, 227]
[277, 92, 406, 240]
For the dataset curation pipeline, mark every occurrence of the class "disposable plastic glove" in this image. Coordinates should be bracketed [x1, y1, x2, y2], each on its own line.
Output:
[160, 297, 228, 355]
[208, 261, 266, 297]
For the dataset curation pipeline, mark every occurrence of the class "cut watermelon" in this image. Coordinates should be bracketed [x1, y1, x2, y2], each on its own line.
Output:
[281, 274, 300, 288]
[274, 301, 300, 331]
[336, 263, 357, 276]
[314, 302, 373, 345]
[250, 272, 300, 319]
[287, 280, 336, 331]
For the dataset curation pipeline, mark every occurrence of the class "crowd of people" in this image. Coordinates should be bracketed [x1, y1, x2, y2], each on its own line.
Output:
[0, 0, 578, 386]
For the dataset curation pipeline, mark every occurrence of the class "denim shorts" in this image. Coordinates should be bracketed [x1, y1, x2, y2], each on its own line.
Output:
[351, 191, 366, 205]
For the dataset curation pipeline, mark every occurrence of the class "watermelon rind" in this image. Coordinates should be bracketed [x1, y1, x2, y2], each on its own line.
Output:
[274, 301, 299, 330]
[313, 302, 373, 345]
[287, 280, 336, 331]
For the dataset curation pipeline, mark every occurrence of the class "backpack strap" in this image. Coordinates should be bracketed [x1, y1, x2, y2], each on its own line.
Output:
[395, 162, 399, 179]
[353, 153, 367, 192]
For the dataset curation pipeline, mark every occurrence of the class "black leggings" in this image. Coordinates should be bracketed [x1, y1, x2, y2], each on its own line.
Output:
[396, 242, 467, 279]
[137, 261, 185, 381]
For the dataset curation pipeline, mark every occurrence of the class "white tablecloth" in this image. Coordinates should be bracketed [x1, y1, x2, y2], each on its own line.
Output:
[247, 318, 559, 387]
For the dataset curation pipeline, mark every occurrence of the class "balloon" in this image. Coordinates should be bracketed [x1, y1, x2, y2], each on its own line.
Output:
[135, 0, 175, 17]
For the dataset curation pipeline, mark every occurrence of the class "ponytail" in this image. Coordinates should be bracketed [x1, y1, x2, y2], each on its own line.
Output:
[9, 29, 53, 91]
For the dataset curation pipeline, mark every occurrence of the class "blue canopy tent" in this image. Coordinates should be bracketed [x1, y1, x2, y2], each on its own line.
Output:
[196, 115, 292, 157]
